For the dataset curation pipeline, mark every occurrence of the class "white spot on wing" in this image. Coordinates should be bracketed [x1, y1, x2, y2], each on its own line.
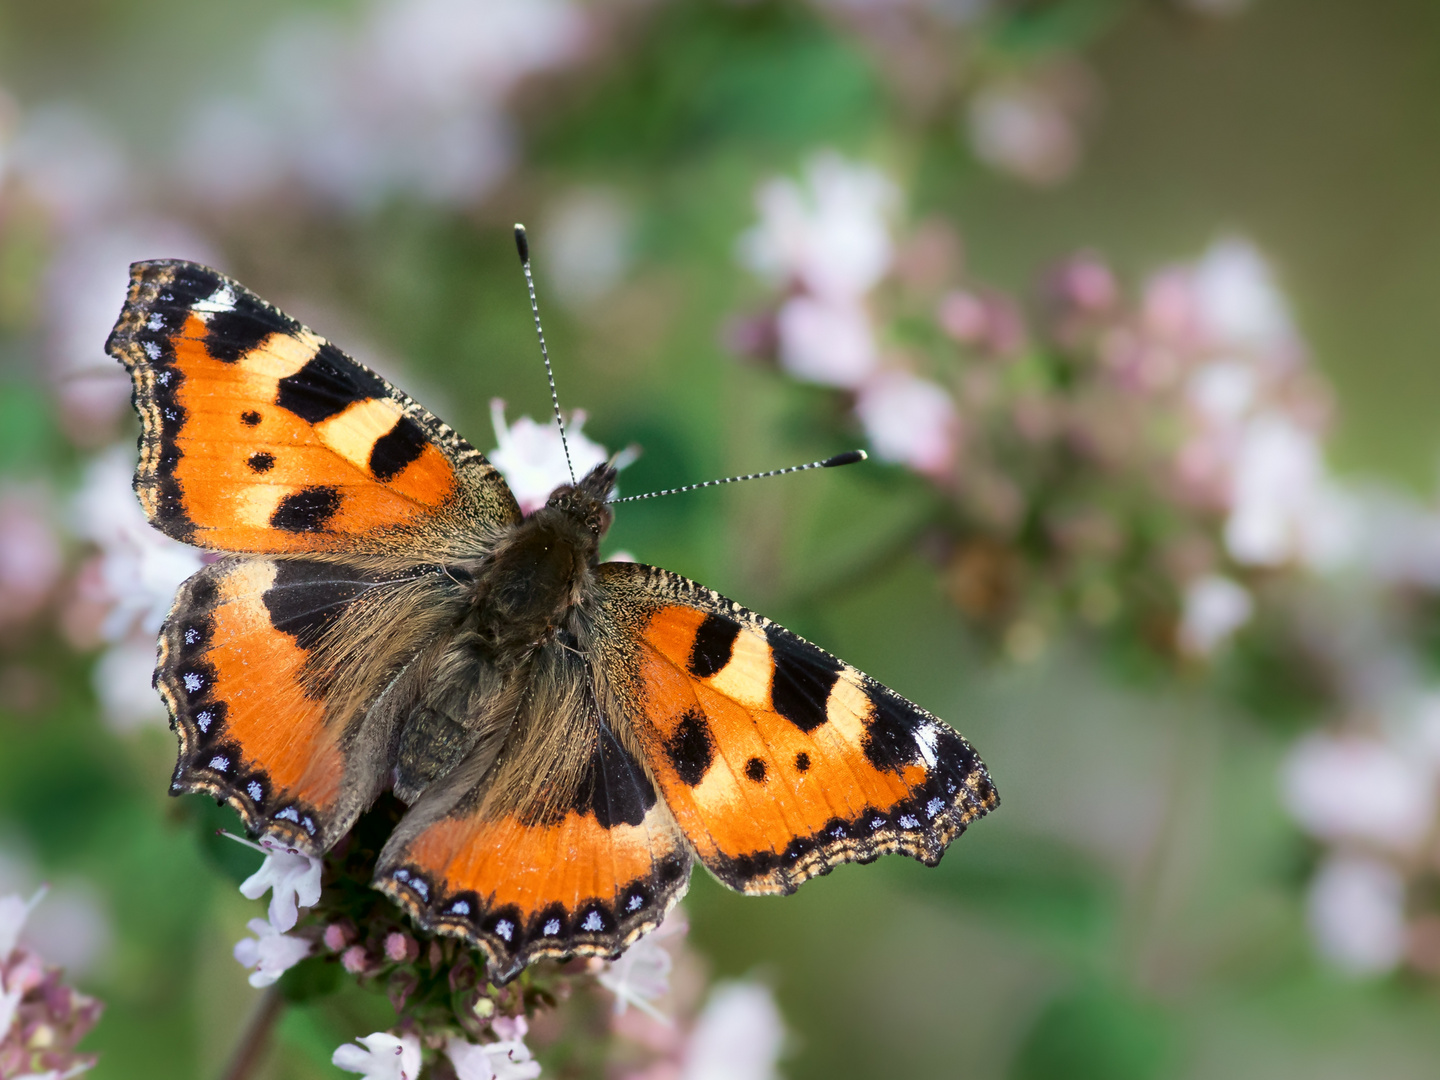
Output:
[192, 284, 238, 316]
[582, 911, 603, 932]
[899, 814, 919, 829]
[543, 919, 560, 936]
[915, 724, 940, 769]
[627, 894, 643, 911]
[143, 341, 161, 360]
[247, 781, 263, 801]
[147, 313, 165, 331]
[195, 710, 213, 732]
[449, 900, 471, 916]
[496, 919, 514, 941]
[925, 797, 944, 819]
[208, 755, 229, 771]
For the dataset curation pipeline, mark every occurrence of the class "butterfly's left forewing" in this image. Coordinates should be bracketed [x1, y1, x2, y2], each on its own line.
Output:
[595, 562, 998, 894]
[107, 259, 521, 556]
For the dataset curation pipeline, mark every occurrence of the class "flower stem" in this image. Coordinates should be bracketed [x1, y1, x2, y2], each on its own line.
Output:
[220, 986, 285, 1080]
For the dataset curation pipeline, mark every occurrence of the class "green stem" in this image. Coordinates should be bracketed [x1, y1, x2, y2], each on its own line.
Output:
[219, 987, 285, 1080]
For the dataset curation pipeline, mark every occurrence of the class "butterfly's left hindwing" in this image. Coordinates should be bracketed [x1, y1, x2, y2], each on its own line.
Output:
[594, 562, 999, 894]
[159, 557, 459, 852]
[373, 648, 693, 983]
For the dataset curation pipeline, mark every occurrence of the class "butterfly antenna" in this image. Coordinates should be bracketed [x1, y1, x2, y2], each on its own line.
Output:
[609, 450, 867, 504]
[514, 223, 576, 485]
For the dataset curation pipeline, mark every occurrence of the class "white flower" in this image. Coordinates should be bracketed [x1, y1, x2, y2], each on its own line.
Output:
[333, 1032, 424, 1080]
[91, 638, 164, 732]
[489, 400, 610, 515]
[538, 188, 633, 308]
[1224, 415, 1355, 569]
[854, 371, 959, 477]
[774, 295, 879, 389]
[0, 888, 45, 964]
[738, 152, 897, 301]
[225, 833, 323, 932]
[445, 1028, 542, 1080]
[1189, 237, 1294, 351]
[1307, 854, 1407, 976]
[680, 981, 785, 1080]
[1177, 574, 1253, 657]
[598, 909, 686, 1021]
[233, 917, 313, 988]
[1281, 732, 1436, 853]
[1185, 360, 1257, 428]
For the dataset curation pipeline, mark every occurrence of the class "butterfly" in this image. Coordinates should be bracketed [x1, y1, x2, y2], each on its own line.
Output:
[105, 256, 998, 983]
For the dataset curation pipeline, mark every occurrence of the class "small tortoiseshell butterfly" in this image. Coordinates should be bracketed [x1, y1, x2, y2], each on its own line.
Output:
[106, 252, 998, 982]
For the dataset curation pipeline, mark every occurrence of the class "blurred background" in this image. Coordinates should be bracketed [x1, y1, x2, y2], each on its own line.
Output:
[4, 0, 1440, 1076]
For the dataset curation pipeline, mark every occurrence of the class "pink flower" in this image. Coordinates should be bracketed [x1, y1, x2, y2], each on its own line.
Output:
[967, 81, 1080, 187]
[854, 371, 959, 477]
[0, 487, 62, 632]
[332, 1032, 423, 1080]
[0, 891, 102, 1078]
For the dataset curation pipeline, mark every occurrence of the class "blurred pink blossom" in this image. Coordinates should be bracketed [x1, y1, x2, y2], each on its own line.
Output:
[598, 909, 686, 1021]
[44, 224, 218, 442]
[679, 981, 785, 1080]
[738, 152, 897, 302]
[1177, 574, 1253, 657]
[967, 81, 1080, 187]
[1307, 855, 1408, 976]
[177, 0, 588, 211]
[0, 487, 62, 632]
[775, 296, 878, 388]
[1281, 732, 1436, 854]
[854, 371, 959, 477]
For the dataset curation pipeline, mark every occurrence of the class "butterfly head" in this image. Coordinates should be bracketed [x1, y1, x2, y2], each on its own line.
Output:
[543, 462, 617, 540]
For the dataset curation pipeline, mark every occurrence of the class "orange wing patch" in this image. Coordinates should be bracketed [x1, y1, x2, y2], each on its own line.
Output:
[599, 564, 997, 895]
[159, 557, 418, 852]
[107, 260, 519, 555]
[377, 720, 691, 983]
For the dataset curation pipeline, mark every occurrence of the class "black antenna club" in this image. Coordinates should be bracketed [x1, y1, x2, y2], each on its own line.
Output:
[609, 450, 868, 504]
[514, 222, 575, 485]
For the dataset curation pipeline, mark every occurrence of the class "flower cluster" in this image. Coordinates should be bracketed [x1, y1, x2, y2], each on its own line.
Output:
[733, 150, 1440, 979]
[0, 890, 103, 1079]
[735, 152, 1335, 662]
[173, 0, 590, 212]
